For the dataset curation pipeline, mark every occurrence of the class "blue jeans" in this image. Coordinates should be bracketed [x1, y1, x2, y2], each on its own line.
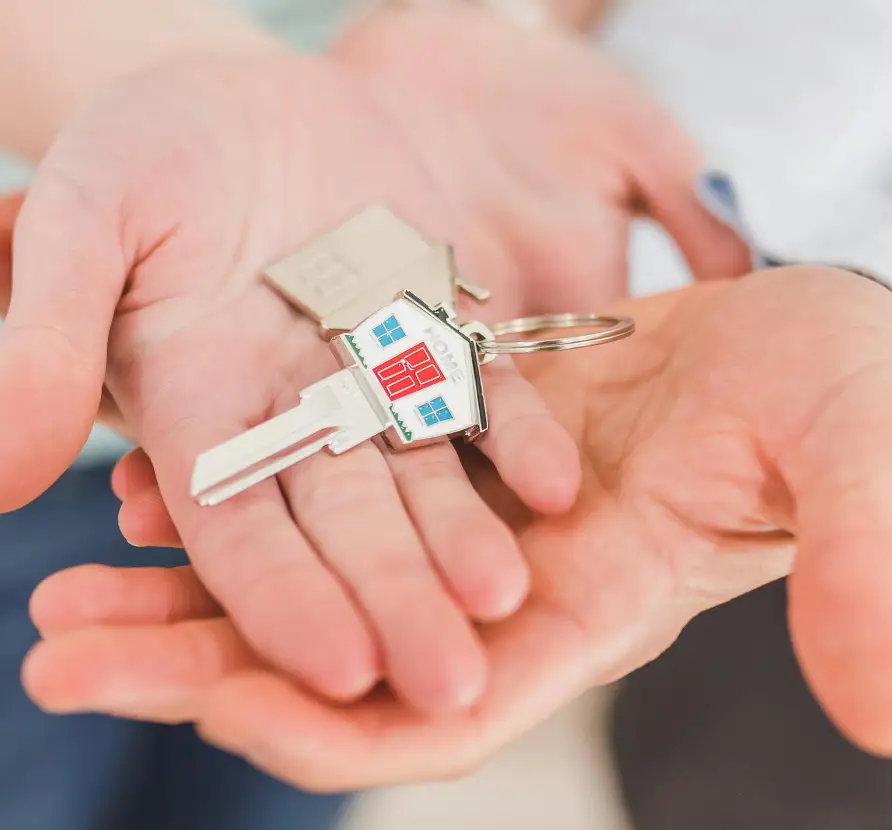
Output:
[0, 464, 349, 830]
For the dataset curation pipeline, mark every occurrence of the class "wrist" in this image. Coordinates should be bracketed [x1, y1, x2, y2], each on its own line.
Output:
[1, 0, 285, 160]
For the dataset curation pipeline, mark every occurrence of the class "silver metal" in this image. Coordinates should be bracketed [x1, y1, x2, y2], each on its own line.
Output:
[194, 205, 637, 506]
[457, 320, 498, 366]
[263, 205, 489, 337]
[454, 276, 492, 303]
[191, 367, 387, 506]
[475, 313, 635, 355]
[192, 291, 489, 506]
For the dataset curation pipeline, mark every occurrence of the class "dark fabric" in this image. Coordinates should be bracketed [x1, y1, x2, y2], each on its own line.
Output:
[0, 464, 348, 830]
[611, 579, 892, 830]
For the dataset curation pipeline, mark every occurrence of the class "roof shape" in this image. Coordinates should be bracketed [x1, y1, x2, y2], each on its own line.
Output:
[263, 205, 460, 335]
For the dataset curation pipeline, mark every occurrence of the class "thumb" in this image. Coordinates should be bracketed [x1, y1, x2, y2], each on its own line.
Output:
[0, 172, 127, 510]
[783, 359, 892, 755]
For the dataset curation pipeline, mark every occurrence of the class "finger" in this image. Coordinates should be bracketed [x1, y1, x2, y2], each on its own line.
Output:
[22, 618, 256, 723]
[781, 360, 892, 755]
[280, 443, 489, 713]
[612, 89, 752, 281]
[111, 448, 159, 500]
[34, 608, 574, 789]
[196, 603, 591, 792]
[30, 564, 218, 635]
[141, 366, 383, 702]
[386, 442, 530, 621]
[476, 357, 581, 514]
[111, 450, 182, 547]
[0, 191, 26, 314]
[0, 171, 128, 510]
[119, 486, 184, 548]
[484, 194, 631, 313]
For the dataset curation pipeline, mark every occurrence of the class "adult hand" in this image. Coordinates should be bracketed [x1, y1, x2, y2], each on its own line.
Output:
[332, 7, 751, 305]
[0, 192, 22, 313]
[25, 266, 892, 786]
[1, 12, 747, 715]
[2, 53, 585, 715]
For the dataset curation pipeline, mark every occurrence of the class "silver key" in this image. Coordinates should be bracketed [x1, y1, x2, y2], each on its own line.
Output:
[263, 205, 490, 337]
[191, 291, 488, 506]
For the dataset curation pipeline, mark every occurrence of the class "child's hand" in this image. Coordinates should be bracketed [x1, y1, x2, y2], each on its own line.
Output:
[26, 267, 892, 785]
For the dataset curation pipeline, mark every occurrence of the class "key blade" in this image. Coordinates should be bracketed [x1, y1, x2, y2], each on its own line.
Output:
[191, 370, 366, 506]
[191, 430, 337, 506]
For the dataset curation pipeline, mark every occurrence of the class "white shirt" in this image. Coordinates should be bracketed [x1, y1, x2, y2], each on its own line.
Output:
[599, 0, 892, 292]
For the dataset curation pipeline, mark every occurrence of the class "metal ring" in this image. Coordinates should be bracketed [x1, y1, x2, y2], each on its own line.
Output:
[474, 313, 635, 355]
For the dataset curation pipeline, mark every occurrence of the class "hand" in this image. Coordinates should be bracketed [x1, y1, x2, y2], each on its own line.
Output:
[3, 53, 588, 715]
[26, 266, 892, 787]
[2, 15, 747, 715]
[0, 192, 19, 312]
[332, 7, 751, 305]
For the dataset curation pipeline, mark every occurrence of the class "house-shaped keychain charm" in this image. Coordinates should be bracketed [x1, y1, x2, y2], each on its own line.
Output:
[331, 290, 488, 449]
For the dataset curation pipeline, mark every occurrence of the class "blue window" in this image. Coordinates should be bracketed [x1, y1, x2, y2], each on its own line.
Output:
[372, 314, 406, 348]
[417, 396, 454, 427]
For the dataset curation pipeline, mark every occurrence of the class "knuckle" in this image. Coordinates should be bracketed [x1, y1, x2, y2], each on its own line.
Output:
[352, 553, 431, 601]
[484, 411, 553, 457]
[480, 359, 523, 398]
[389, 448, 460, 490]
[237, 557, 317, 612]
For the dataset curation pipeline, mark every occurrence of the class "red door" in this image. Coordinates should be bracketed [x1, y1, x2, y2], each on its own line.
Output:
[373, 343, 446, 402]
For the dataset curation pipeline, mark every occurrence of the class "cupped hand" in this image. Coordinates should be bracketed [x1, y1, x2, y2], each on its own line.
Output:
[2, 13, 749, 716]
[26, 266, 892, 787]
[3, 53, 593, 715]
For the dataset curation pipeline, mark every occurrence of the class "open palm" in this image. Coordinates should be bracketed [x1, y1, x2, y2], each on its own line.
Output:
[26, 266, 892, 787]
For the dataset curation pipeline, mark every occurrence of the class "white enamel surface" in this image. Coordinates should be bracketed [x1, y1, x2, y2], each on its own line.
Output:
[345, 298, 481, 444]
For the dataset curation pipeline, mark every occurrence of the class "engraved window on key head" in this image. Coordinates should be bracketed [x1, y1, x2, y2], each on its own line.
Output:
[303, 251, 361, 303]
[417, 396, 454, 427]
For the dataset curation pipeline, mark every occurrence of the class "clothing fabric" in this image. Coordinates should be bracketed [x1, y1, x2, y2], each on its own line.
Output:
[599, 0, 892, 294]
[611, 581, 892, 830]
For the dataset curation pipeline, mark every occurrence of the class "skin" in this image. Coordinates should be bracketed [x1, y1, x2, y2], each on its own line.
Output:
[0, 0, 280, 160]
[22, 265, 892, 790]
[0, 10, 748, 716]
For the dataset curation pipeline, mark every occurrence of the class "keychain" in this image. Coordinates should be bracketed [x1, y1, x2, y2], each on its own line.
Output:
[190, 209, 635, 506]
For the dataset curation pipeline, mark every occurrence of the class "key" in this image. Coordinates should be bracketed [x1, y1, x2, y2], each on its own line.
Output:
[191, 290, 489, 506]
[263, 205, 490, 337]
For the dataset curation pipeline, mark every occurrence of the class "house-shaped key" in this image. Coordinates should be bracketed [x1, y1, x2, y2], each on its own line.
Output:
[263, 205, 489, 336]
[190, 291, 488, 505]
